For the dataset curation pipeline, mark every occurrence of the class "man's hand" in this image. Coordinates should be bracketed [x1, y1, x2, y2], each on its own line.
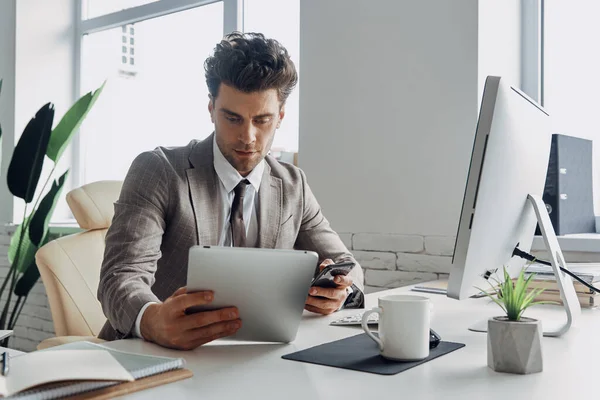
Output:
[305, 259, 353, 315]
[140, 287, 241, 350]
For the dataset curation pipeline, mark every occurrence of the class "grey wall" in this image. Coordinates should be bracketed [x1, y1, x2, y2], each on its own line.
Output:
[0, 0, 17, 224]
[299, 0, 479, 237]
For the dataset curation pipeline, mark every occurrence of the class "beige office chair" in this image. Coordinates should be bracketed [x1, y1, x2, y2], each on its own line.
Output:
[35, 180, 123, 350]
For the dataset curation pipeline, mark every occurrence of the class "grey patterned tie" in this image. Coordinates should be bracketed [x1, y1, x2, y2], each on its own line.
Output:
[231, 179, 250, 247]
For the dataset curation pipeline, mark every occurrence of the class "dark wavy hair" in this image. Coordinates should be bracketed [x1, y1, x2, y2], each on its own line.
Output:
[204, 32, 298, 106]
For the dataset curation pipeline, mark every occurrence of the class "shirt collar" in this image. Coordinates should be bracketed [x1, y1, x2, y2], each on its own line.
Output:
[213, 135, 265, 194]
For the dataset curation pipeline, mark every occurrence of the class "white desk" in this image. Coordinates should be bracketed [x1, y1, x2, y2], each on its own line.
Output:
[95, 284, 600, 399]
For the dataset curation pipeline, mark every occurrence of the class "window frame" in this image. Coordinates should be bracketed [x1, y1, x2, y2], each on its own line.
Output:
[520, 0, 544, 105]
[71, 0, 243, 191]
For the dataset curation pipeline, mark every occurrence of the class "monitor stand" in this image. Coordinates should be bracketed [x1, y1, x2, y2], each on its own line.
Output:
[468, 194, 581, 337]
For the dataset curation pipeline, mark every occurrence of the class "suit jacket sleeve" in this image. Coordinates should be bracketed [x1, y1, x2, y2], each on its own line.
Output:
[98, 151, 170, 337]
[294, 170, 365, 308]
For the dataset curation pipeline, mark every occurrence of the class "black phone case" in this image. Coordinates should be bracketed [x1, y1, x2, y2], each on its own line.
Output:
[312, 262, 355, 288]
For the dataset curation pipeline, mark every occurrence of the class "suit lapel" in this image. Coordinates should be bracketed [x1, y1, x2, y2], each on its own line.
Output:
[186, 134, 221, 245]
[258, 163, 283, 248]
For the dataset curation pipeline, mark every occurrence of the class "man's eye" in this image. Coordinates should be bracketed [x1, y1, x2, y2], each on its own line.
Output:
[226, 117, 241, 123]
[255, 118, 271, 125]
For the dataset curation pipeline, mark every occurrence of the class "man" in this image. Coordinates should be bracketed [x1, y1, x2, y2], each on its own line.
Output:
[98, 32, 364, 350]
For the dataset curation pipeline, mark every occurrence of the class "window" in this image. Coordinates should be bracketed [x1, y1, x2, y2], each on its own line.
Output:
[68, 0, 300, 222]
[83, 0, 160, 20]
[80, 3, 224, 184]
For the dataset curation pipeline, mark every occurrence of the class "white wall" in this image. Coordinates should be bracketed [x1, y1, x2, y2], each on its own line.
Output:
[13, 0, 76, 223]
[299, 0, 479, 237]
[478, 0, 522, 99]
[544, 0, 600, 215]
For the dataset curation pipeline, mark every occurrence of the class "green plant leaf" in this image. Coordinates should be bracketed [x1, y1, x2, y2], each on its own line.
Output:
[46, 81, 105, 163]
[477, 266, 544, 322]
[28, 170, 69, 247]
[7, 103, 55, 203]
[14, 261, 41, 297]
[474, 285, 506, 314]
[7, 217, 38, 274]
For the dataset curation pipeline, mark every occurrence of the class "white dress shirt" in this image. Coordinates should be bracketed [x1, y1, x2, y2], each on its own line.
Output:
[133, 137, 265, 338]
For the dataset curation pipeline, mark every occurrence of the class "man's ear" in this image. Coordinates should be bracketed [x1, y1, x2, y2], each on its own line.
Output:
[208, 95, 215, 123]
[277, 105, 286, 128]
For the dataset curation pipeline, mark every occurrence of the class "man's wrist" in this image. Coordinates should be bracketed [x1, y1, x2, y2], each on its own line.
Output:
[139, 303, 160, 342]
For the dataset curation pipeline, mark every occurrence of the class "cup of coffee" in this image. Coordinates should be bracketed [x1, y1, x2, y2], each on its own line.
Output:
[361, 294, 431, 361]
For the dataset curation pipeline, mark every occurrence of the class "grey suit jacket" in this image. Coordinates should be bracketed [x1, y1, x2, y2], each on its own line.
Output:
[97, 134, 364, 340]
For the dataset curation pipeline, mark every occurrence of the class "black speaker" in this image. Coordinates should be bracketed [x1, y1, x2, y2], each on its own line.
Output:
[536, 134, 595, 236]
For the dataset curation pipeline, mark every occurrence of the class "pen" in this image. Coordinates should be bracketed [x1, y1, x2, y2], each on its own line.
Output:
[1, 352, 8, 376]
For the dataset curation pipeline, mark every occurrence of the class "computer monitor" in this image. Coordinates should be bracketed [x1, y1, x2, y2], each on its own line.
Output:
[447, 76, 580, 336]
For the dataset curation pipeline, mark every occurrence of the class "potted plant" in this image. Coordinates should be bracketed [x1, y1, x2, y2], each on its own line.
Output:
[478, 266, 551, 374]
[0, 78, 105, 346]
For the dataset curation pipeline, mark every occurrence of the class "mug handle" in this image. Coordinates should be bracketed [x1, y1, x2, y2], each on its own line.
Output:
[361, 307, 383, 351]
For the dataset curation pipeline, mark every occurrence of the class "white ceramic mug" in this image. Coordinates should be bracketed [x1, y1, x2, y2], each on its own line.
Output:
[361, 294, 431, 361]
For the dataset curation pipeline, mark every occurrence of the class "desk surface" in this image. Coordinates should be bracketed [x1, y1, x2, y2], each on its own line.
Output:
[95, 284, 600, 400]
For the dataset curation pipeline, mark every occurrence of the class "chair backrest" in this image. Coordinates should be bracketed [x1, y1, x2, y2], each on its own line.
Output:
[35, 181, 122, 337]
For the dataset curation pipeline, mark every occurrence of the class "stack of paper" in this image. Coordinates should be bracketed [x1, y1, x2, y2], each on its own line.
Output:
[520, 263, 600, 308]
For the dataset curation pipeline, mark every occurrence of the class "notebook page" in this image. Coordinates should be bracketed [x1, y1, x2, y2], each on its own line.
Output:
[1, 350, 133, 397]
[46, 342, 185, 379]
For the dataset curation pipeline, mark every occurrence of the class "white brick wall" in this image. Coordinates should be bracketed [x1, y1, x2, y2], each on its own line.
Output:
[343, 233, 453, 291]
[353, 233, 424, 253]
[0, 225, 55, 352]
[353, 251, 396, 270]
[424, 236, 456, 256]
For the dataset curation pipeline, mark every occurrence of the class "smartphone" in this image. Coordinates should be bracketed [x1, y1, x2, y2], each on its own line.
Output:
[311, 261, 355, 289]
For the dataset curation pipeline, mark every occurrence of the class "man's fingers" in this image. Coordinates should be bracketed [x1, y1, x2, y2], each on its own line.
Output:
[171, 287, 187, 298]
[319, 259, 334, 271]
[332, 275, 353, 288]
[309, 286, 342, 300]
[181, 307, 239, 330]
[170, 291, 214, 315]
[186, 319, 242, 344]
[304, 304, 321, 314]
[305, 304, 336, 315]
[306, 294, 339, 310]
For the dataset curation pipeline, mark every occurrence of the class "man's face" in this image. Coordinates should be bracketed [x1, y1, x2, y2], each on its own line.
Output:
[209, 84, 285, 176]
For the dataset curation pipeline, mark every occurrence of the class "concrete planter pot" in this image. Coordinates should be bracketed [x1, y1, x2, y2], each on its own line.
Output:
[487, 316, 543, 374]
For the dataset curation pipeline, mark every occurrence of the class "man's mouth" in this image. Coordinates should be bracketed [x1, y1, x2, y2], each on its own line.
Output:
[235, 150, 255, 156]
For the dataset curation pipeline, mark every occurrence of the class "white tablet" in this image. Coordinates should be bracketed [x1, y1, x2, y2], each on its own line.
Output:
[186, 246, 319, 343]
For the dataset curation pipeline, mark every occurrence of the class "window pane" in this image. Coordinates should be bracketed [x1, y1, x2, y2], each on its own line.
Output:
[244, 0, 300, 152]
[80, 3, 223, 184]
[83, 0, 160, 20]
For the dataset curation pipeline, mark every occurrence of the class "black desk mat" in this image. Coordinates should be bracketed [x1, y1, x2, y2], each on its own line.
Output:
[282, 333, 465, 375]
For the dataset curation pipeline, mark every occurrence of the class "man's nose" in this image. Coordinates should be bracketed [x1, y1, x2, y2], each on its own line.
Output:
[239, 122, 257, 144]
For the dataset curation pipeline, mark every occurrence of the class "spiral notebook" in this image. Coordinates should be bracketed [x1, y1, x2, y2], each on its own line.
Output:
[7, 341, 188, 400]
